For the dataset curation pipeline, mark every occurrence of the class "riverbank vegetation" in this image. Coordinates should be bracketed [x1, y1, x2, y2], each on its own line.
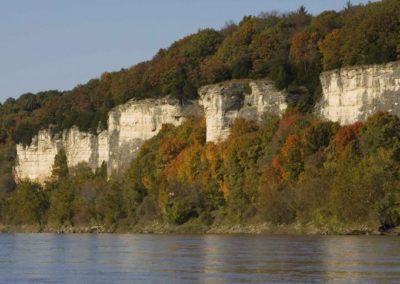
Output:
[0, 0, 400, 233]
[2, 112, 400, 234]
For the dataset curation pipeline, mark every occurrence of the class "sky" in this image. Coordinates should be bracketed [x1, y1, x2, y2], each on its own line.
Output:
[0, 0, 376, 101]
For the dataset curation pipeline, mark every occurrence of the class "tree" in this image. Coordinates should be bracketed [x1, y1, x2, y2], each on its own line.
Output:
[185, 29, 223, 58]
[334, 122, 362, 156]
[250, 28, 280, 77]
[52, 149, 69, 179]
[200, 57, 230, 84]
[291, 5, 311, 30]
[330, 149, 398, 224]
[165, 182, 200, 225]
[345, 1, 353, 10]
[379, 192, 400, 229]
[302, 121, 338, 154]
[319, 29, 342, 70]
[361, 112, 400, 156]
[5, 182, 48, 225]
[397, 33, 400, 60]
[310, 11, 342, 37]
[48, 179, 75, 226]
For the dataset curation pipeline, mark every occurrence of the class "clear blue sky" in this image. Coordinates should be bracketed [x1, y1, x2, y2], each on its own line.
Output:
[0, 0, 375, 101]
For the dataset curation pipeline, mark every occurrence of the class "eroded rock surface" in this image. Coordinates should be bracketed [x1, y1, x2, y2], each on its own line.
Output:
[15, 98, 200, 183]
[319, 61, 400, 124]
[15, 127, 107, 184]
[199, 80, 287, 142]
[13, 77, 301, 183]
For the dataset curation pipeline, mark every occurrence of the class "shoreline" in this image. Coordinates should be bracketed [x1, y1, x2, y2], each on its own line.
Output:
[1, 222, 396, 236]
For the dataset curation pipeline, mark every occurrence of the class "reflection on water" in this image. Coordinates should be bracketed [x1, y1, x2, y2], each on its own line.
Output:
[0, 234, 399, 283]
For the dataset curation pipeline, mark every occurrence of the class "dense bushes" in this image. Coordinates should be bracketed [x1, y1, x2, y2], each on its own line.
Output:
[1, 1, 400, 231]
[2, 112, 400, 231]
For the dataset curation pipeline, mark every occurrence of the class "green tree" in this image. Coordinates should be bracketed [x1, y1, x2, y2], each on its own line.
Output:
[5, 182, 48, 225]
[361, 112, 400, 157]
[379, 192, 400, 229]
[48, 179, 75, 226]
[52, 149, 69, 179]
[319, 29, 342, 70]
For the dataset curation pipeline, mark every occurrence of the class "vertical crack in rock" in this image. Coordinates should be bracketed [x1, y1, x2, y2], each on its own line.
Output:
[199, 80, 287, 143]
[18, 60, 400, 185]
[319, 61, 400, 125]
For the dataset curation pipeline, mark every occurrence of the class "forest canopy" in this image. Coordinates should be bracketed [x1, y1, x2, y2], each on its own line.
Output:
[0, 0, 399, 147]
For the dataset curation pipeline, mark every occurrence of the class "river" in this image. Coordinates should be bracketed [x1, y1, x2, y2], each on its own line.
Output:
[0, 234, 399, 283]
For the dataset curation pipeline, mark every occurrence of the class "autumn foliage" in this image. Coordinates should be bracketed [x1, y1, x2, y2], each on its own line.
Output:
[334, 122, 362, 155]
[1, 111, 400, 231]
[1, 1, 400, 231]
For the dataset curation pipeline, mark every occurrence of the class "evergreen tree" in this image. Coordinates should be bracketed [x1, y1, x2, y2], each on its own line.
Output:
[52, 149, 69, 179]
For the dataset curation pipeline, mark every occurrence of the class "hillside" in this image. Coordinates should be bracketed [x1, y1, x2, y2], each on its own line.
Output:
[2, 0, 399, 146]
[1, 0, 400, 233]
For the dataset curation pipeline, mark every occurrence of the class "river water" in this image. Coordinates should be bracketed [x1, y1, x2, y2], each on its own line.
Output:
[0, 234, 399, 283]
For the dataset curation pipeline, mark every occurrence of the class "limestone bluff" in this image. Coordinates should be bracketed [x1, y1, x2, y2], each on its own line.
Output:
[318, 61, 400, 124]
[15, 79, 287, 183]
[14, 61, 400, 183]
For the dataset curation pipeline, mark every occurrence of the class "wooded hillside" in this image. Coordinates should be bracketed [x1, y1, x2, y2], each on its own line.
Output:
[1, 0, 400, 232]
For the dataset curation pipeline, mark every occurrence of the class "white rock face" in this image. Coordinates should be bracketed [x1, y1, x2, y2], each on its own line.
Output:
[199, 80, 287, 142]
[62, 127, 108, 170]
[319, 61, 400, 124]
[15, 127, 107, 184]
[15, 130, 61, 184]
[17, 62, 400, 183]
[15, 80, 287, 183]
[15, 98, 200, 183]
[107, 97, 199, 174]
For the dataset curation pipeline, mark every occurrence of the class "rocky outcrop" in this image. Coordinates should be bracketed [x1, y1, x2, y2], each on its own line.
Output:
[16, 61, 400, 183]
[106, 97, 200, 175]
[15, 98, 201, 183]
[318, 61, 400, 124]
[15, 79, 288, 183]
[15, 130, 61, 184]
[200, 80, 287, 142]
[14, 127, 108, 184]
